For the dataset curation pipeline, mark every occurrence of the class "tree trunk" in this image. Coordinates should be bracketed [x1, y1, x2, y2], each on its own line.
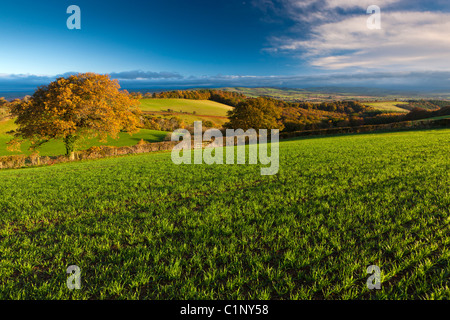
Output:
[64, 135, 77, 158]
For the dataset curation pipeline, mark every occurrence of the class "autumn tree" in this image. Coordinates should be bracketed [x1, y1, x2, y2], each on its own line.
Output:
[8, 73, 141, 158]
[225, 97, 284, 131]
[0, 97, 8, 106]
[0, 97, 10, 121]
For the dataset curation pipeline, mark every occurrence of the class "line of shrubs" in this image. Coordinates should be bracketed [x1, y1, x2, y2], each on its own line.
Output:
[279, 118, 450, 139]
[0, 140, 181, 170]
[2, 118, 448, 170]
[0, 134, 251, 170]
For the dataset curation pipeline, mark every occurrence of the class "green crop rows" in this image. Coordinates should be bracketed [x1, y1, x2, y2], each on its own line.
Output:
[0, 128, 449, 299]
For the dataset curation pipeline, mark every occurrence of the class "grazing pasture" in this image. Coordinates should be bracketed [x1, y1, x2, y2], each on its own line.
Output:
[364, 101, 410, 113]
[139, 99, 232, 116]
[0, 118, 168, 157]
[139, 99, 233, 127]
[364, 101, 409, 113]
[0, 128, 448, 299]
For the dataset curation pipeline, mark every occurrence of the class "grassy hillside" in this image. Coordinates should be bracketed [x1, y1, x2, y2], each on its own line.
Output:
[363, 101, 410, 113]
[411, 115, 450, 122]
[0, 128, 448, 299]
[139, 99, 233, 127]
[139, 99, 232, 116]
[0, 118, 168, 157]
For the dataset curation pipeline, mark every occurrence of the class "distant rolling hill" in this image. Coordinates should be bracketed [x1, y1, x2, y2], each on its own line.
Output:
[363, 101, 410, 113]
[219, 87, 450, 102]
[139, 98, 233, 126]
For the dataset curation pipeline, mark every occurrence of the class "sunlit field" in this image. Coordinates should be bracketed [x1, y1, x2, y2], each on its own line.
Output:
[0, 128, 448, 299]
[139, 99, 232, 116]
[364, 101, 410, 113]
[139, 99, 233, 127]
[0, 118, 168, 157]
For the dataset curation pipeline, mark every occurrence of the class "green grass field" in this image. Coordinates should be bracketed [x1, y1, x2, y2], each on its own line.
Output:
[0, 119, 169, 157]
[414, 115, 450, 122]
[139, 99, 232, 116]
[0, 128, 449, 299]
[139, 99, 233, 127]
[364, 101, 410, 113]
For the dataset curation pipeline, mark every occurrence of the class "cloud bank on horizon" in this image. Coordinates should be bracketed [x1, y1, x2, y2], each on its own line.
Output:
[2, 70, 450, 93]
[0, 0, 449, 91]
[258, 0, 450, 72]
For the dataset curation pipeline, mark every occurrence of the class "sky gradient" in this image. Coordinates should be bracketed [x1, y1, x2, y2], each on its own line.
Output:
[1, 0, 450, 91]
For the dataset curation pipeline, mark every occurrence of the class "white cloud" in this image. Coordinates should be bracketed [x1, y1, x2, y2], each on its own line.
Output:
[257, 0, 450, 71]
[3, 70, 450, 92]
[270, 10, 450, 71]
[262, 0, 402, 17]
[325, 0, 401, 9]
[109, 70, 183, 80]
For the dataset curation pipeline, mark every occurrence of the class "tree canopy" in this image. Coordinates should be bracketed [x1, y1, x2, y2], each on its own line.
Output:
[225, 97, 284, 131]
[8, 73, 141, 156]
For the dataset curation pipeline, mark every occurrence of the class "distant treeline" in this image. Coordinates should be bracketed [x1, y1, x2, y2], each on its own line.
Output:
[279, 118, 450, 140]
[281, 106, 450, 131]
[134, 89, 372, 113]
[135, 89, 247, 107]
[362, 106, 450, 124]
[400, 100, 448, 111]
[403, 106, 450, 120]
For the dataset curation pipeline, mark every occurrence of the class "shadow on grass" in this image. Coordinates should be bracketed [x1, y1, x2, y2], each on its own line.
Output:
[281, 126, 450, 143]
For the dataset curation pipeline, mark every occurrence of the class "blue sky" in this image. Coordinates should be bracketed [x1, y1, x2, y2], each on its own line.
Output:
[0, 0, 291, 76]
[1, 0, 450, 90]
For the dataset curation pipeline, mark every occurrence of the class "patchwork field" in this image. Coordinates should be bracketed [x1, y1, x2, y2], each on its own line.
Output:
[139, 99, 232, 116]
[364, 101, 410, 113]
[0, 118, 168, 157]
[0, 128, 449, 299]
[139, 99, 233, 126]
[219, 87, 427, 102]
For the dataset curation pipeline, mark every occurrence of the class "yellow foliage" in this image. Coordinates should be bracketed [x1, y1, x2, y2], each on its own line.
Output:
[8, 73, 142, 154]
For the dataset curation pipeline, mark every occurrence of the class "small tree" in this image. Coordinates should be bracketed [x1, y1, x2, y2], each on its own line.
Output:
[8, 73, 141, 157]
[225, 97, 284, 131]
[204, 120, 214, 128]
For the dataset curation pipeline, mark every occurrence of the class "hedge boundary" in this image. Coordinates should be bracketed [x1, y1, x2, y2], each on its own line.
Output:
[278, 118, 450, 139]
[0, 140, 181, 170]
[1, 118, 448, 170]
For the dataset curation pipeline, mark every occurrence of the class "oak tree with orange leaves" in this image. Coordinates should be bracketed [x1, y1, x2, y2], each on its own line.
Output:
[8, 73, 141, 158]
